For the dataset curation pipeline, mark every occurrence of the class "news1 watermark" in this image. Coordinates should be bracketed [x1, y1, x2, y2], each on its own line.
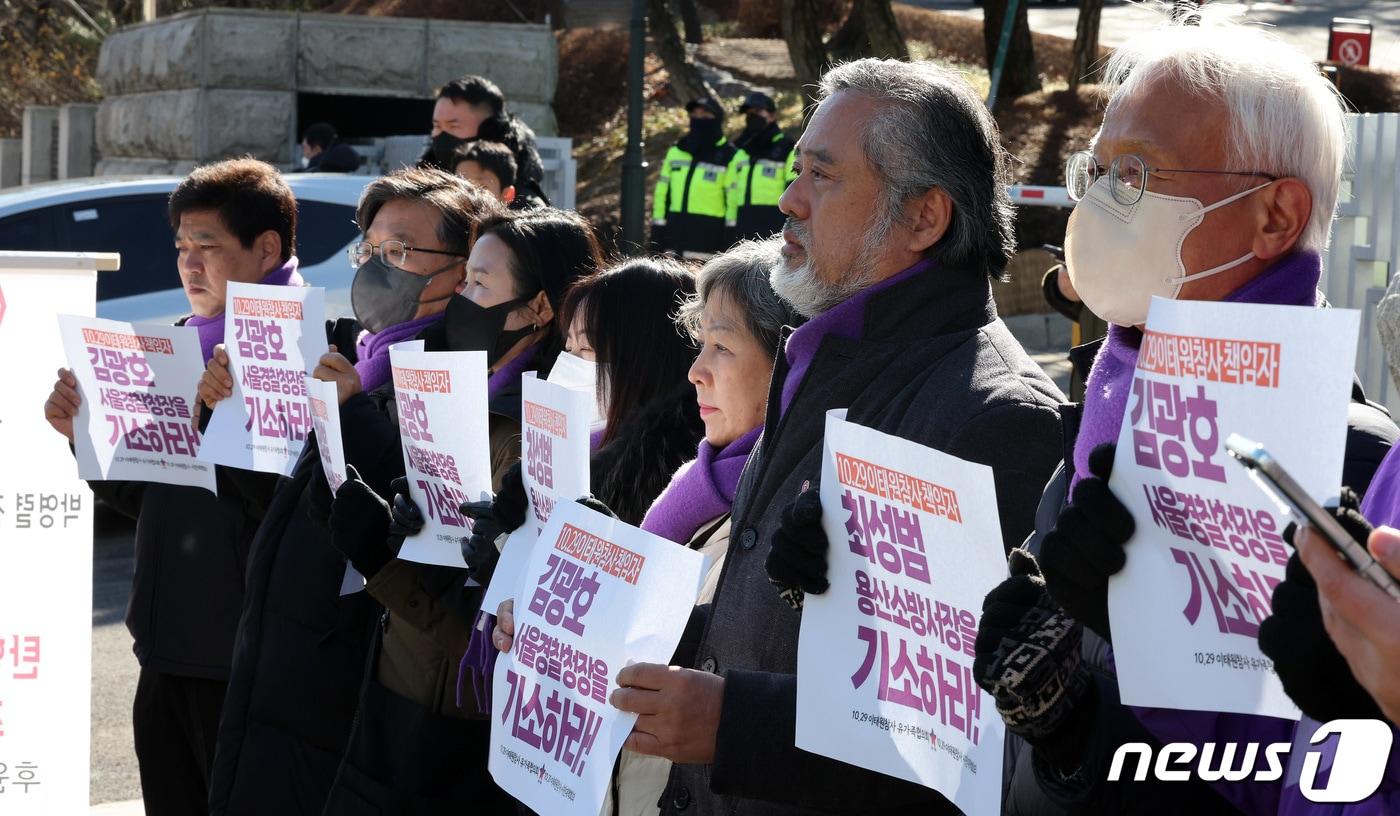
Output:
[1109, 719, 1394, 803]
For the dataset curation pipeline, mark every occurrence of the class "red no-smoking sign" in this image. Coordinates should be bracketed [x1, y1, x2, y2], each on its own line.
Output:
[1330, 29, 1372, 67]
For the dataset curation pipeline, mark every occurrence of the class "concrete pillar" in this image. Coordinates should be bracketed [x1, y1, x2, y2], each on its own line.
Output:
[57, 104, 100, 179]
[21, 106, 59, 186]
[0, 139, 20, 188]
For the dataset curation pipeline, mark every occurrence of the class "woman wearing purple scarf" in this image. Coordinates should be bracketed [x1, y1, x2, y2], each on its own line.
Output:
[968, 15, 1400, 816]
[320, 208, 603, 814]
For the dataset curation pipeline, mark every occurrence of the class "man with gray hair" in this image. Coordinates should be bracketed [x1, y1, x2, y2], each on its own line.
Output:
[971, 10, 1398, 815]
[609, 57, 1065, 814]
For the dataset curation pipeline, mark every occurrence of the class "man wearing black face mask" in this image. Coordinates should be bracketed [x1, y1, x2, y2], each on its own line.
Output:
[419, 75, 550, 208]
[726, 91, 797, 243]
[652, 96, 737, 259]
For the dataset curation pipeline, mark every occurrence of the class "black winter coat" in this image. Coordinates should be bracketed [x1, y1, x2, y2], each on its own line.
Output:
[209, 318, 439, 816]
[663, 264, 1066, 815]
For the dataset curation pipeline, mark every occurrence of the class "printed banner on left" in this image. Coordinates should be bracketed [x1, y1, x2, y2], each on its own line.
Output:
[0, 258, 98, 814]
[58, 315, 216, 493]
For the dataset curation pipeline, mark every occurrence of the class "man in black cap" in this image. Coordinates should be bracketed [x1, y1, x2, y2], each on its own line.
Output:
[651, 96, 737, 259]
[726, 91, 797, 241]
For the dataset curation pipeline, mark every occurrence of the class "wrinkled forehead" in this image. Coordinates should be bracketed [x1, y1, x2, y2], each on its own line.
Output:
[1097, 71, 1230, 167]
[800, 90, 881, 169]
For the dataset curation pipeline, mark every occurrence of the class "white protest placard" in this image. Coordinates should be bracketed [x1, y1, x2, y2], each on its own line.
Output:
[199, 281, 325, 475]
[0, 253, 100, 814]
[796, 410, 1006, 812]
[481, 372, 593, 610]
[489, 501, 703, 816]
[305, 375, 363, 594]
[391, 346, 492, 567]
[521, 373, 593, 537]
[1107, 297, 1359, 719]
[58, 315, 216, 494]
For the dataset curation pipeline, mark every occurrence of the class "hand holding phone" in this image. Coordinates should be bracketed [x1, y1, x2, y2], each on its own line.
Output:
[1225, 433, 1400, 601]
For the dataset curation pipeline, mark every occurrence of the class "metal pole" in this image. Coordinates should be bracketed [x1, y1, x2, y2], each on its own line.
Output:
[986, 0, 1021, 110]
[621, 0, 648, 254]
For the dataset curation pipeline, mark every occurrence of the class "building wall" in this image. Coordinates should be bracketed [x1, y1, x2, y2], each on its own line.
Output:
[94, 9, 557, 175]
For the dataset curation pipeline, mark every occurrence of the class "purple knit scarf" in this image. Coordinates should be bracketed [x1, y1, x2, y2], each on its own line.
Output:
[183, 257, 304, 363]
[353, 313, 444, 393]
[1071, 250, 1324, 490]
[486, 343, 539, 401]
[641, 427, 760, 544]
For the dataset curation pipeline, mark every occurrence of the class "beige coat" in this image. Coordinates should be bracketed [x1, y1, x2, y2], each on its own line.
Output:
[604, 514, 731, 816]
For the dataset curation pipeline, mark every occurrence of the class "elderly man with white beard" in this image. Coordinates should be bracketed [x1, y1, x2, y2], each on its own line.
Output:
[607, 58, 1066, 815]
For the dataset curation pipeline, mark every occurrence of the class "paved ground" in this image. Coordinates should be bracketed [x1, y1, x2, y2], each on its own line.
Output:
[906, 0, 1400, 72]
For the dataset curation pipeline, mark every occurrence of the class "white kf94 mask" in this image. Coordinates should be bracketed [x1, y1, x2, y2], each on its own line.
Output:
[1065, 177, 1272, 327]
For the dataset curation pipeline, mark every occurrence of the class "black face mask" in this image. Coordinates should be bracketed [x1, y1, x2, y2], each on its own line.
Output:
[351, 257, 456, 335]
[688, 116, 722, 144]
[444, 294, 539, 369]
[743, 113, 767, 134]
[432, 132, 470, 169]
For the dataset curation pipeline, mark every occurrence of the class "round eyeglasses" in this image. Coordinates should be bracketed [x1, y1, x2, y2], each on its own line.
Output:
[347, 239, 467, 271]
[1065, 151, 1278, 207]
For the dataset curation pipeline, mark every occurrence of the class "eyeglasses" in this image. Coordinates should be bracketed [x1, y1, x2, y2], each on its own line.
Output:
[1065, 151, 1279, 207]
[347, 240, 467, 271]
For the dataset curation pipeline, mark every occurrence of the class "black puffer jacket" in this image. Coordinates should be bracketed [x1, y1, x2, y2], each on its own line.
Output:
[591, 382, 705, 526]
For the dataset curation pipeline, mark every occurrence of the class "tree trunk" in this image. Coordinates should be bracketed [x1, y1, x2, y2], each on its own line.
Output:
[827, 0, 869, 62]
[1068, 0, 1103, 89]
[983, 0, 1041, 103]
[649, 0, 714, 105]
[780, 0, 828, 91]
[677, 0, 704, 44]
[861, 0, 908, 60]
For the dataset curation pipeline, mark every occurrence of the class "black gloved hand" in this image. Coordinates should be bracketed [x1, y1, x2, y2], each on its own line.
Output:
[460, 500, 503, 584]
[328, 465, 394, 579]
[1039, 444, 1135, 643]
[765, 487, 827, 612]
[1259, 489, 1385, 721]
[388, 476, 424, 537]
[975, 549, 1096, 762]
[492, 462, 529, 534]
[576, 494, 617, 519]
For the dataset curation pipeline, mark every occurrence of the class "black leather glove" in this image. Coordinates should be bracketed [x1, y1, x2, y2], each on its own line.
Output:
[328, 465, 394, 579]
[388, 476, 424, 537]
[493, 462, 529, 534]
[765, 487, 827, 612]
[1040, 443, 1135, 643]
[975, 549, 1097, 765]
[460, 500, 503, 584]
[1259, 490, 1385, 721]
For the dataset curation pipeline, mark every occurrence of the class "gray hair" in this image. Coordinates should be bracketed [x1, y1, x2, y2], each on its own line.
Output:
[679, 238, 802, 357]
[1099, 7, 1347, 251]
[355, 166, 503, 255]
[818, 59, 1016, 279]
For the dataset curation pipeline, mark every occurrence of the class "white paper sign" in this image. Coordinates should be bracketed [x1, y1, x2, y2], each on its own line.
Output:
[58, 315, 216, 493]
[0, 256, 97, 814]
[489, 501, 703, 816]
[521, 373, 593, 537]
[796, 410, 1006, 812]
[199, 282, 325, 475]
[1107, 297, 1359, 719]
[305, 375, 363, 594]
[391, 346, 492, 567]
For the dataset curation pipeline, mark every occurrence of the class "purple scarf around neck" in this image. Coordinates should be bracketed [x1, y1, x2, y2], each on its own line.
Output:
[353, 313, 444, 393]
[487, 343, 539, 401]
[1070, 250, 1324, 490]
[183, 257, 304, 363]
[642, 426, 761, 545]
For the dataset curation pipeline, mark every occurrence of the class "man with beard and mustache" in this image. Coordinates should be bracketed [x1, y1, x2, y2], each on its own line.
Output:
[725, 91, 797, 243]
[606, 58, 1065, 815]
[652, 96, 738, 260]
